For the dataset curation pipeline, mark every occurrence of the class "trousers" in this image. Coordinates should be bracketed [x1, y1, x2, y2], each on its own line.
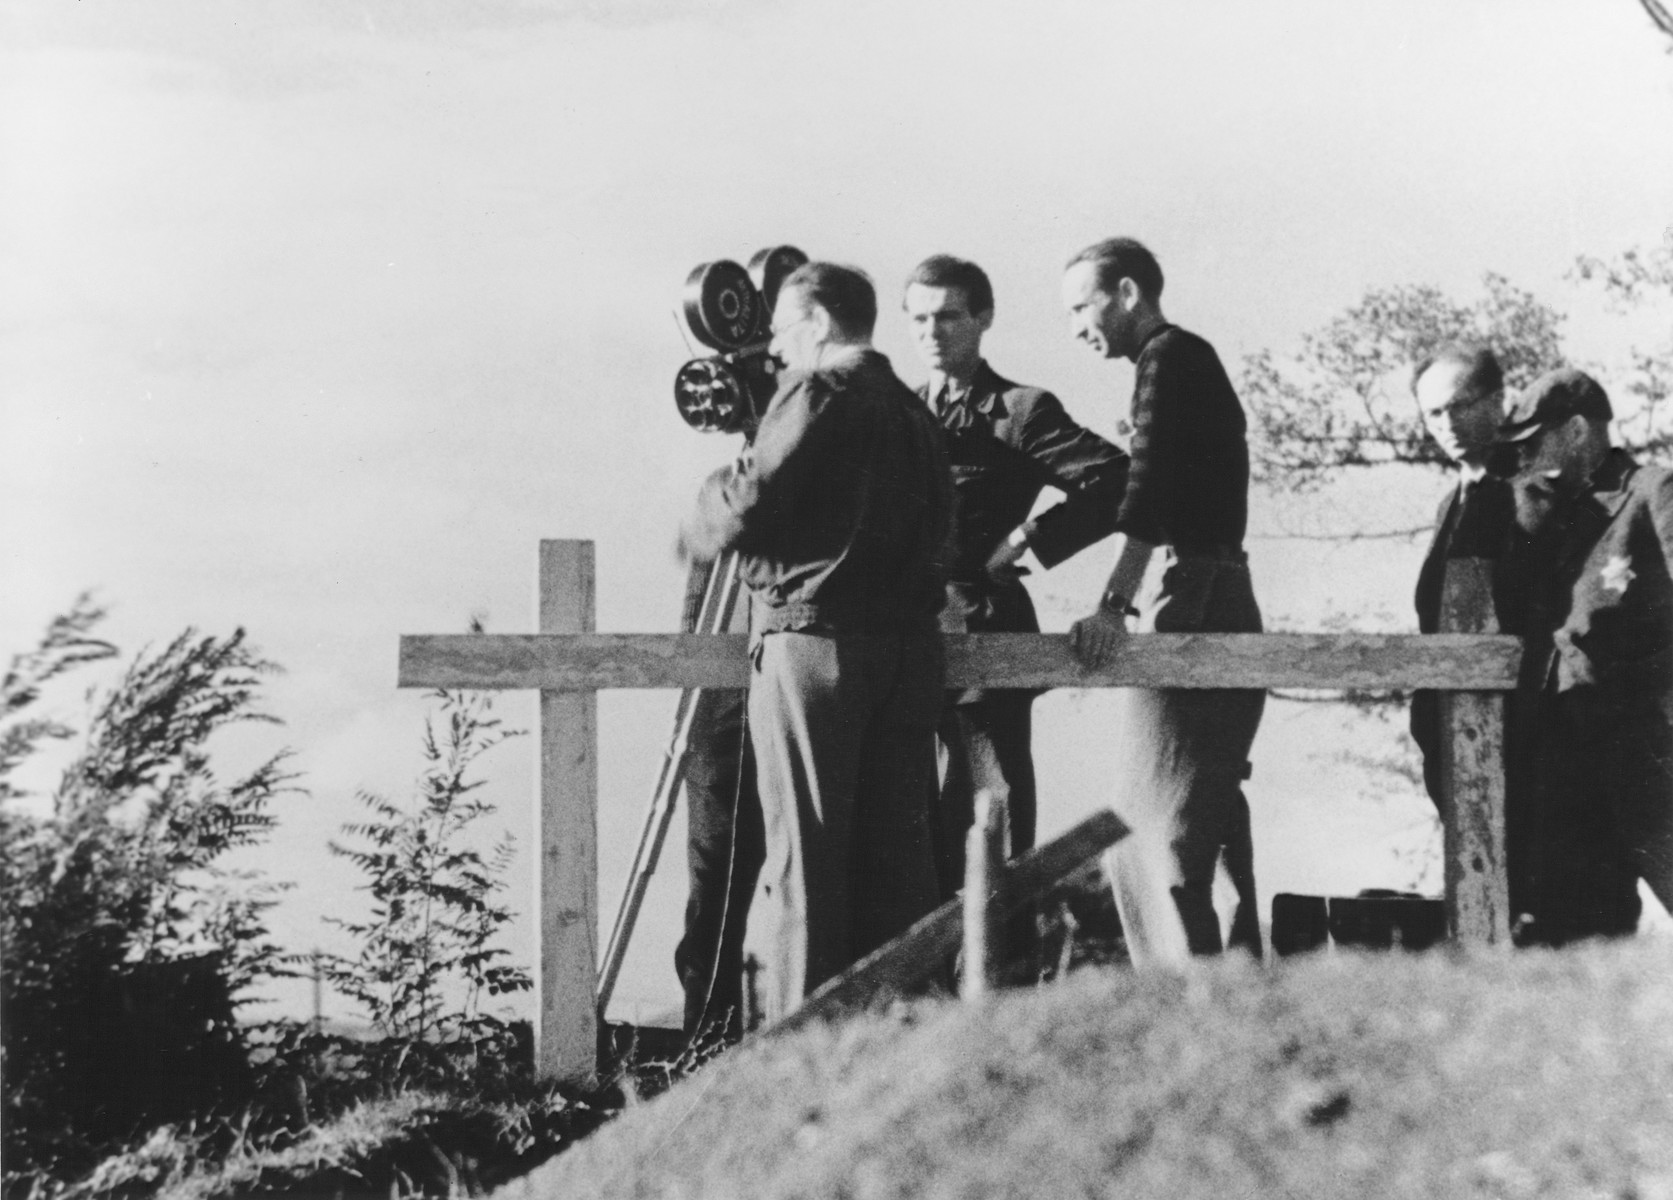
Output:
[672, 686, 764, 1039]
[931, 692, 1038, 898]
[745, 631, 943, 1023]
[1102, 549, 1266, 966]
[1512, 685, 1653, 944]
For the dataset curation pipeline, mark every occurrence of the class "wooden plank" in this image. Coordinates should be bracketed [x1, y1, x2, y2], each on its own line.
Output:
[401, 631, 1521, 693]
[1441, 691, 1509, 944]
[536, 541, 599, 1083]
[1438, 557, 1511, 946]
[768, 808, 1128, 1037]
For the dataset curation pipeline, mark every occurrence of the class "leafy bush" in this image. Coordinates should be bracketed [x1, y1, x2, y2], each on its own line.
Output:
[318, 687, 532, 1088]
[0, 597, 296, 1177]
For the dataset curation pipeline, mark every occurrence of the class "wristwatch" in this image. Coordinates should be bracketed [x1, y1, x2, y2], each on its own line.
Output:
[1100, 589, 1140, 619]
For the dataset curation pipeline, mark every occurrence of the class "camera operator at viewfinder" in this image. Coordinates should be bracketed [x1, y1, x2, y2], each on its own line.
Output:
[679, 262, 955, 1023]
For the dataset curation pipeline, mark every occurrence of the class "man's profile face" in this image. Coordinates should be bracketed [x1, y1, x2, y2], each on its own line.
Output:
[1061, 261, 1130, 360]
[769, 287, 824, 372]
[903, 283, 991, 379]
[1415, 359, 1502, 465]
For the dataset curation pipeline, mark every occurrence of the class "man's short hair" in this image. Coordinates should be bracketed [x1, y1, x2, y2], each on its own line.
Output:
[781, 262, 877, 340]
[1066, 237, 1164, 302]
[904, 254, 994, 317]
[1411, 344, 1504, 402]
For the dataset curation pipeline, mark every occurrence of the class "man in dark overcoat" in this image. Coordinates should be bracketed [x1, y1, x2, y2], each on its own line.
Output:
[1408, 347, 1522, 800]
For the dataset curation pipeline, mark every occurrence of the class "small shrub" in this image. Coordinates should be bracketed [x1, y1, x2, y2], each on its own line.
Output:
[318, 687, 531, 1090]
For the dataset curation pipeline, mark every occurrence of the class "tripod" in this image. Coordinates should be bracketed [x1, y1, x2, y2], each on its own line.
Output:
[595, 551, 745, 1012]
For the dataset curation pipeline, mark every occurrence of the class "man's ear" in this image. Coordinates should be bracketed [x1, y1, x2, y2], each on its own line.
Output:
[808, 305, 835, 343]
[1116, 276, 1142, 311]
[975, 308, 995, 334]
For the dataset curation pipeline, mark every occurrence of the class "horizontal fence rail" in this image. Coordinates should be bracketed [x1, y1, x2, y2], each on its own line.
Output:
[397, 544, 1522, 1084]
[400, 631, 1520, 693]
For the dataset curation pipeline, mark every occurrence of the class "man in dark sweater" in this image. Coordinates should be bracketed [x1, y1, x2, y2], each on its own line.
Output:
[680, 262, 954, 1022]
[902, 254, 1130, 902]
[1063, 237, 1266, 966]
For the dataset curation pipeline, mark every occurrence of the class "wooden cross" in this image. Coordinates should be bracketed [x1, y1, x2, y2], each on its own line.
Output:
[399, 539, 1519, 1083]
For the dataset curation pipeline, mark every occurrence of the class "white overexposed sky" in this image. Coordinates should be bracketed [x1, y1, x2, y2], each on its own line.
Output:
[4, 0, 1671, 1023]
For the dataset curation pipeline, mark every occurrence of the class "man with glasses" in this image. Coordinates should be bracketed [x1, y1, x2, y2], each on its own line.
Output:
[680, 261, 954, 1022]
[1409, 346, 1521, 814]
[1499, 367, 1673, 944]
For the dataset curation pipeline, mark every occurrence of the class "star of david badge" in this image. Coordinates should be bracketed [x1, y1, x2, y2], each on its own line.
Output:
[1600, 555, 1635, 595]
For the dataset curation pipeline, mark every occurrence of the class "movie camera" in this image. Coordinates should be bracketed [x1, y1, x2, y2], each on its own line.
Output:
[673, 245, 808, 437]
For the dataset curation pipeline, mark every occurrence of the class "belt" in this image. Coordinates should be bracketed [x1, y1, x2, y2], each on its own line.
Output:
[1171, 543, 1247, 564]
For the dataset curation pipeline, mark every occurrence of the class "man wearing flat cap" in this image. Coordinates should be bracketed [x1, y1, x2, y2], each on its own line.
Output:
[1502, 366, 1673, 943]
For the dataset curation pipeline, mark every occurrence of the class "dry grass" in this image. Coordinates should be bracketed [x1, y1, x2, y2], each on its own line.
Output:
[501, 940, 1673, 1200]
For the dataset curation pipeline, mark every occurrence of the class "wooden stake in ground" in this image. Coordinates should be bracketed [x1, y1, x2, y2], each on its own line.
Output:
[1437, 556, 1510, 946]
[537, 541, 598, 1082]
[961, 790, 1007, 1000]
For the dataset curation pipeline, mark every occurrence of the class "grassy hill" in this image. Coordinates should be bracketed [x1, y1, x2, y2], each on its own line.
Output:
[501, 940, 1673, 1200]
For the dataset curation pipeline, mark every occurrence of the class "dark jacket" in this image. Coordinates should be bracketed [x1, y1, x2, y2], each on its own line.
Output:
[919, 361, 1128, 634]
[1510, 448, 1673, 925]
[684, 348, 955, 636]
[1409, 473, 1521, 808]
[1119, 325, 1249, 552]
[1517, 449, 1673, 717]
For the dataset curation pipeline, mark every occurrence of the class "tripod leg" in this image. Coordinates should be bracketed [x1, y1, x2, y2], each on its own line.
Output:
[596, 553, 744, 1012]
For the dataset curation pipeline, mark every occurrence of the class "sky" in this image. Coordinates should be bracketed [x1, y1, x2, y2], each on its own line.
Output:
[4, 0, 1672, 1023]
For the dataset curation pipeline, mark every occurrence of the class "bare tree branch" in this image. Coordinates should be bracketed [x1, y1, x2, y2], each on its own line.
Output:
[1640, 0, 1673, 40]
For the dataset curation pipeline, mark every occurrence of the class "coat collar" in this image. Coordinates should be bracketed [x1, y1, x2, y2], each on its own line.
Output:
[922, 360, 1011, 430]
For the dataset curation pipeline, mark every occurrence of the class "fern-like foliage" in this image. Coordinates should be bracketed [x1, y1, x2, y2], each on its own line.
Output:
[1, 604, 297, 1172]
[321, 689, 530, 1050]
[0, 592, 117, 795]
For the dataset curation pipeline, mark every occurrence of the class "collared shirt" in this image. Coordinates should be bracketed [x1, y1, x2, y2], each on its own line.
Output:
[684, 348, 954, 636]
[928, 370, 976, 417]
[1117, 324, 1249, 551]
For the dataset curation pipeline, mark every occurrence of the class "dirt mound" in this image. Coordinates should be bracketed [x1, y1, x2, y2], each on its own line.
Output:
[500, 940, 1673, 1199]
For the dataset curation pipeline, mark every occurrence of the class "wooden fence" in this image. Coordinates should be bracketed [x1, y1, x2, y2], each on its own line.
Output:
[398, 540, 1519, 1083]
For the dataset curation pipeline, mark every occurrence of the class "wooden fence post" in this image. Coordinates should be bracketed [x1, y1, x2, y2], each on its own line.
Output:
[537, 540, 598, 1081]
[960, 790, 1007, 1000]
[1438, 557, 1510, 946]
